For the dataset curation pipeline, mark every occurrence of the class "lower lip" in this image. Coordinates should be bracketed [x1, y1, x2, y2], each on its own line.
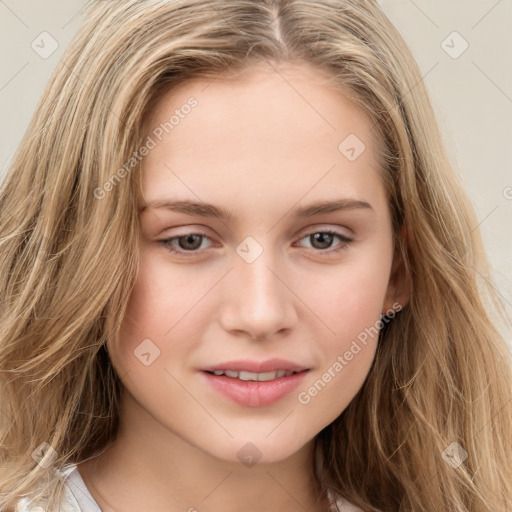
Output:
[201, 370, 309, 407]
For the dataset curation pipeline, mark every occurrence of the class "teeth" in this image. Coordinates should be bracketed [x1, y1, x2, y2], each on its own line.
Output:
[211, 369, 295, 381]
[258, 371, 282, 381]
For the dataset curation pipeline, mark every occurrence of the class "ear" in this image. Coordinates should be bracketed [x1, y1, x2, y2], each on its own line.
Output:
[382, 224, 410, 315]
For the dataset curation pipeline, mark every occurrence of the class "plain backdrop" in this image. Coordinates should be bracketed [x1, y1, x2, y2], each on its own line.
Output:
[1, 0, 511, 349]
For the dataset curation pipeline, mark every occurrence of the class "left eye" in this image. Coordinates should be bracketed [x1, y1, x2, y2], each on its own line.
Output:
[159, 229, 352, 257]
[296, 230, 352, 252]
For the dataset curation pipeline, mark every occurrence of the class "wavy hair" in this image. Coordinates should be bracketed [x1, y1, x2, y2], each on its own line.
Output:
[1, 0, 511, 510]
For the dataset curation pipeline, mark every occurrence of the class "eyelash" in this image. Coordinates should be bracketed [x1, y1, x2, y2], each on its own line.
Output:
[158, 229, 352, 258]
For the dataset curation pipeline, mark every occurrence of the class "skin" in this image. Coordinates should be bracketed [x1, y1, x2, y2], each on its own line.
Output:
[78, 61, 408, 512]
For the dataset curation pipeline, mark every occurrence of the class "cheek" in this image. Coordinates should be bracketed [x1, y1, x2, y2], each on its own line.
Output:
[297, 295, 381, 430]
[311, 247, 392, 343]
[111, 246, 224, 382]
[111, 251, 189, 370]
[295, 253, 391, 421]
[120, 244, 206, 334]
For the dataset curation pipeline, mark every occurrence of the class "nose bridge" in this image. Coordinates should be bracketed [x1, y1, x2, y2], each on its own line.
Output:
[239, 246, 279, 297]
[221, 235, 295, 338]
[236, 236, 284, 307]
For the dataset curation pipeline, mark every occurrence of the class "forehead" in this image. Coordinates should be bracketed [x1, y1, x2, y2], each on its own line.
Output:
[137, 62, 384, 214]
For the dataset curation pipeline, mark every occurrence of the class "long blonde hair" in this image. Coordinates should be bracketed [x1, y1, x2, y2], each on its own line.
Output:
[1, 1, 511, 510]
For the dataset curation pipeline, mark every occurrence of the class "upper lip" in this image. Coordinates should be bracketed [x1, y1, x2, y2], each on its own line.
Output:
[201, 358, 309, 373]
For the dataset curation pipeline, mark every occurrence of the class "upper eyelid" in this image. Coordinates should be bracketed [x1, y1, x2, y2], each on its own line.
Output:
[160, 223, 353, 238]
[160, 227, 353, 250]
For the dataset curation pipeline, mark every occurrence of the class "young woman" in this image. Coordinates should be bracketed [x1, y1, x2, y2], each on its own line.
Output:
[1, 1, 511, 511]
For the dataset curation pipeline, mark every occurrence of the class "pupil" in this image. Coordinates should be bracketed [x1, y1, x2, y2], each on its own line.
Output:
[312, 233, 332, 249]
[180, 234, 202, 250]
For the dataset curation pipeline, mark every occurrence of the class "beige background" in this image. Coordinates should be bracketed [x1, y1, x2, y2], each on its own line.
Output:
[1, 1, 511, 348]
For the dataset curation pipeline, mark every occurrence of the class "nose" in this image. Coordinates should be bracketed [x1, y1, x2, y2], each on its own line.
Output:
[219, 246, 298, 341]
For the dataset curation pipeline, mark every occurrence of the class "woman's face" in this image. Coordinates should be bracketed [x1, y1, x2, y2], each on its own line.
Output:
[109, 62, 402, 465]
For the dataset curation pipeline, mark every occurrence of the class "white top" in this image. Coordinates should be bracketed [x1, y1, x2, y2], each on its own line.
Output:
[16, 463, 363, 511]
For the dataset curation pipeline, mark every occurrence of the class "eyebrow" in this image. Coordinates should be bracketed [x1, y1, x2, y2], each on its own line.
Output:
[138, 198, 373, 221]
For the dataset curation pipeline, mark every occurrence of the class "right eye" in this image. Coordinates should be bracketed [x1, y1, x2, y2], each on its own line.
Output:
[159, 232, 213, 257]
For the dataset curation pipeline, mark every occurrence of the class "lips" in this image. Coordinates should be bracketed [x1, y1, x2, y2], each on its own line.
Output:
[208, 369, 297, 381]
[200, 358, 310, 407]
[200, 358, 309, 374]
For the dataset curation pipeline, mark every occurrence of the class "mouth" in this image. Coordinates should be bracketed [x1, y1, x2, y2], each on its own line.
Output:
[204, 369, 304, 381]
[200, 361, 310, 407]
